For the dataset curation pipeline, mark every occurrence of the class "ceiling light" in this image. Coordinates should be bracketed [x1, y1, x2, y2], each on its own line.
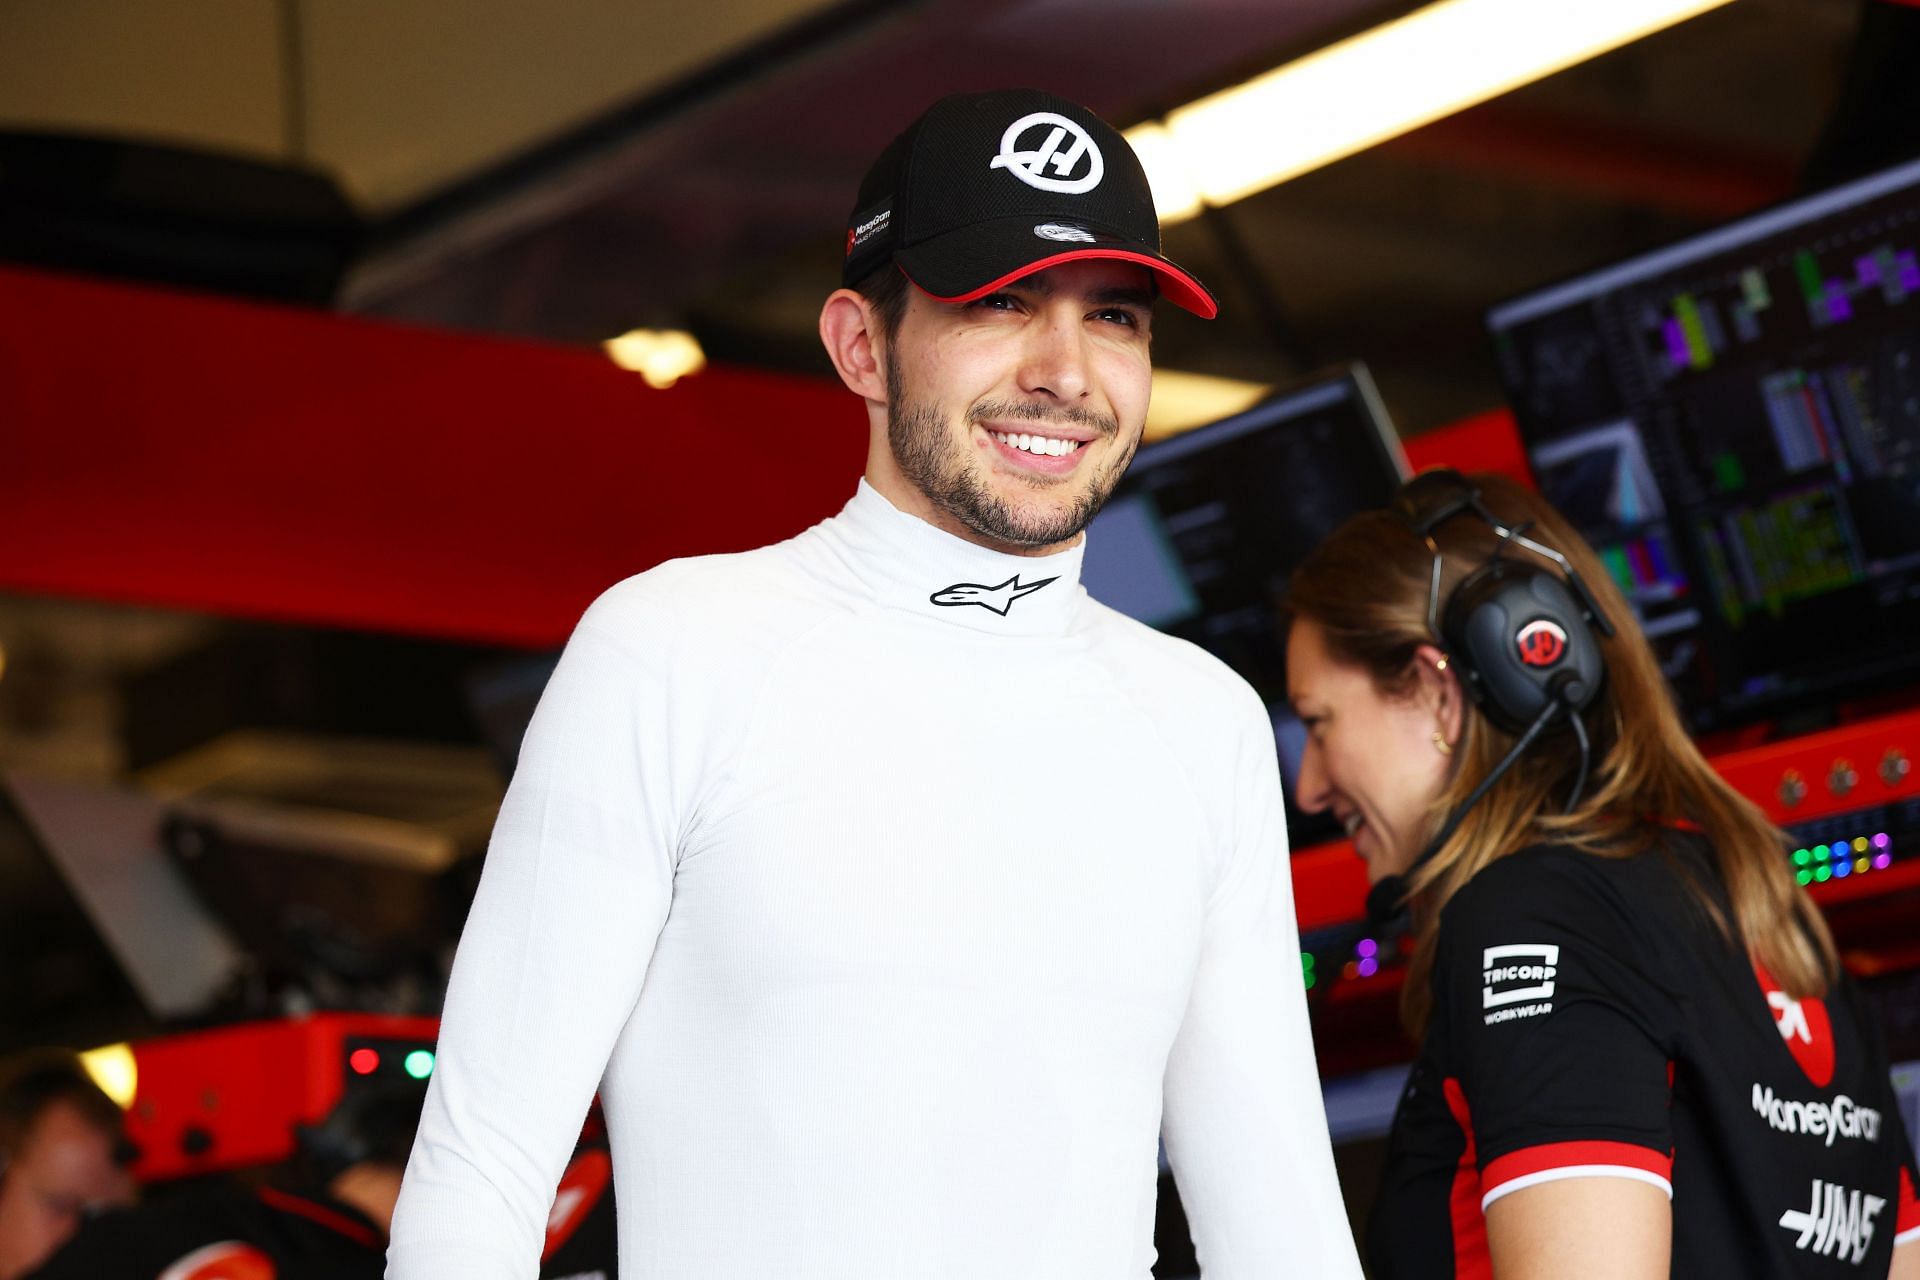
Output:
[1124, 123, 1204, 224]
[80, 1043, 138, 1109]
[1145, 369, 1272, 441]
[1128, 0, 1734, 222]
[604, 328, 707, 389]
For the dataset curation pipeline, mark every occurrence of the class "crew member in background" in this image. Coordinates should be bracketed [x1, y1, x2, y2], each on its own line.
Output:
[29, 1081, 615, 1280]
[1286, 469, 1920, 1277]
[389, 87, 1360, 1279]
[0, 1051, 135, 1280]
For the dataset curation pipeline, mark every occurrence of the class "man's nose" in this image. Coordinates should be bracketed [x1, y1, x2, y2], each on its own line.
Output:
[1016, 308, 1090, 402]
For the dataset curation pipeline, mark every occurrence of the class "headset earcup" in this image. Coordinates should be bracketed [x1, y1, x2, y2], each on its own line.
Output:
[1443, 562, 1604, 735]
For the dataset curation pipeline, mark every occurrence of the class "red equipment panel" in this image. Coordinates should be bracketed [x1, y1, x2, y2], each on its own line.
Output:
[124, 1012, 436, 1182]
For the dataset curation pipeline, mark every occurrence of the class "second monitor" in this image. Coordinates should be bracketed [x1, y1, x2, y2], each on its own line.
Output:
[1082, 364, 1409, 849]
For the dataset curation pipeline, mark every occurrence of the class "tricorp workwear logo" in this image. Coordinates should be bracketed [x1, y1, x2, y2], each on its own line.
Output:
[990, 113, 1104, 194]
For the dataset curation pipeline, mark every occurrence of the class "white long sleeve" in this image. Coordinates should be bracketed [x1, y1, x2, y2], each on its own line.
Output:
[1160, 691, 1361, 1276]
[388, 481, 1362, 1278]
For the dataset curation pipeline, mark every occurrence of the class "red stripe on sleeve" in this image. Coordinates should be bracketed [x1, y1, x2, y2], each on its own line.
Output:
[257, 1187, 380, 1248]
[1898, 1166, 1920, 1242]
[1443, 1077, 1493, 1280]
[1482, 1140, 1674, 1205]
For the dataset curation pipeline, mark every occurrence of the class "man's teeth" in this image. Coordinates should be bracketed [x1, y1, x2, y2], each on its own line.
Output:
[991, 431, 1082, 458]
[1343, 814, 1365, 837]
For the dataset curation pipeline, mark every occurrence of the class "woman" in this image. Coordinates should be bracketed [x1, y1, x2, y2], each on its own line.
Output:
[1285, 469, 1920, 1278]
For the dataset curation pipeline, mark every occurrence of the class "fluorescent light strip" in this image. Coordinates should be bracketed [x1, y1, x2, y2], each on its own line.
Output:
[1128, 0, 1736, 222]
[1145, 368, 1272, 441]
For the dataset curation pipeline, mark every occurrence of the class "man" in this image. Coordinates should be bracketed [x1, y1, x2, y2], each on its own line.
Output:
[389, 88, 1359, 1279]
[0, 1052, 135, 1280]
[33, 1081, 615, 1280]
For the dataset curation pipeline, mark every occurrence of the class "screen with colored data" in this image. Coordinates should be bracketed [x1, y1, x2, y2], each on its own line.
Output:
[1081, 365, 1408, 847]
[1488, 155, 1920, 730]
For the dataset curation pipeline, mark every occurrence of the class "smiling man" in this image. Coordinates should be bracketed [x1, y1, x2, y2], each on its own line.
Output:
[389, 89, 1360, 1280]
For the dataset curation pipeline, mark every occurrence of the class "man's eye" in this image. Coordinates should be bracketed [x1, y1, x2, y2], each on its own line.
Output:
[1093, 308, 1140, 328]
[971, 293, 1020, 311]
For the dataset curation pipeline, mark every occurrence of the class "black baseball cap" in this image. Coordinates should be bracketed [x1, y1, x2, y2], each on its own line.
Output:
[842, 89, 1217, 319]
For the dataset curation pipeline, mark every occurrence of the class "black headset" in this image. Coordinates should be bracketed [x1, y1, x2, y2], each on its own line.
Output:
[1394, 467, 1613, 734]
[1360, 468, 1618, 932]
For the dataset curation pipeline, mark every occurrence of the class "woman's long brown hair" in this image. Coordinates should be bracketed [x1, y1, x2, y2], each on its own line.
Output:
[1288, 472, 1838, 1036]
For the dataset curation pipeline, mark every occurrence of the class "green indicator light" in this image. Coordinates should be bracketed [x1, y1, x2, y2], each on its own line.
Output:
[1796, 869, 1813, 886]
[1793, 849, 1810, 866]
[1815, 865, 1832, 882]
[1303, 972, 1316, 990]
[404, 1050, 435, 1080]
[1301, 952, 1315, 970]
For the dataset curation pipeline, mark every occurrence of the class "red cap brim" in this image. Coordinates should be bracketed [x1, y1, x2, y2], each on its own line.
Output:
[907, 248, 1218, 320]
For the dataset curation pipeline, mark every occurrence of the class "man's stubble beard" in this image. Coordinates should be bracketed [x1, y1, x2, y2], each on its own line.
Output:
[884, 352, 1139, 550]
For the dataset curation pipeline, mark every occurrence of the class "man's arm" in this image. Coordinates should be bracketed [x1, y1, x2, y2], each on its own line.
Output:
[1160, 701, 1364, 1278]
[388, 594, 681, 1278]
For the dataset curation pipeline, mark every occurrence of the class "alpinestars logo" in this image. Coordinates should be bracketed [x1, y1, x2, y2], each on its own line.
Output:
[1515, 619, 1568, 668]
[1034, 222, 1097, 243]
[930, 575, 1058, 616]
[991, 113, 1104, 194]
[1778, 1178, 1886, 1264]
[1482, 943, 1558, 1024]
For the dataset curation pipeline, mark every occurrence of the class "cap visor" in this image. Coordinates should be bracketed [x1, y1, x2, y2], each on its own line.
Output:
[896, 218, 1217, 319]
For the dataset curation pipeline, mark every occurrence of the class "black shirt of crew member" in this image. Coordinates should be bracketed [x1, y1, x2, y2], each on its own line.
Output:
[1369, 830, 1920, 1277]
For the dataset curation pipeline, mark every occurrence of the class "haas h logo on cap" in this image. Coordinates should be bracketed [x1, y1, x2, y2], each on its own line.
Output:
[1515, 619, 1569, 668]
[991, 112, 1104, 194]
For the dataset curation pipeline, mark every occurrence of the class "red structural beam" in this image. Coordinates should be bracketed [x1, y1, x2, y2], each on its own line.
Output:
[0, 266, 865, 649]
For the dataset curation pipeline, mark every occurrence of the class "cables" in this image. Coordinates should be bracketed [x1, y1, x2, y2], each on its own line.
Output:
[1565, 700, 1591, 815]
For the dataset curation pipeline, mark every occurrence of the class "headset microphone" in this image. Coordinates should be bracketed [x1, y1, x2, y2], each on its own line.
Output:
[1309, 472, 1613, 999]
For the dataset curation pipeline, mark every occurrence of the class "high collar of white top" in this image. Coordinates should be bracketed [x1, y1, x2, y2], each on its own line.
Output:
[824, 479, 1087, 638]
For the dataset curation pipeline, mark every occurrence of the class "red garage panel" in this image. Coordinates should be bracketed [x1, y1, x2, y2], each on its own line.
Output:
[0, 266, 866, 648]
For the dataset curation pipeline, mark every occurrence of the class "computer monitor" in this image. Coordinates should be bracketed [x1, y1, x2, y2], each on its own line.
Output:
[1082, 364, 1409, 848]
[1487, 155, 1920, 731]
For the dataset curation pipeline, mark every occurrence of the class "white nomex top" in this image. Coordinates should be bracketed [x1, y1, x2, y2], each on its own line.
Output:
[387, 481, 1361, 1279]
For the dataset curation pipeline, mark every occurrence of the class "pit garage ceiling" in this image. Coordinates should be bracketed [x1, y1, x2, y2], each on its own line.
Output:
[0, 0, 858, 212]
[0, 0, 1866, 433]
[0, 0, 1893, 818]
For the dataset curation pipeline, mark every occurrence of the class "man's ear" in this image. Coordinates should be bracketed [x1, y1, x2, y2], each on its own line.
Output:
[819, 288, 888, 404]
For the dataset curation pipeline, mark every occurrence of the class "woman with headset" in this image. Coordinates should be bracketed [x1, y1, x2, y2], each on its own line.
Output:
[1285, 470, 1920, 1278]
